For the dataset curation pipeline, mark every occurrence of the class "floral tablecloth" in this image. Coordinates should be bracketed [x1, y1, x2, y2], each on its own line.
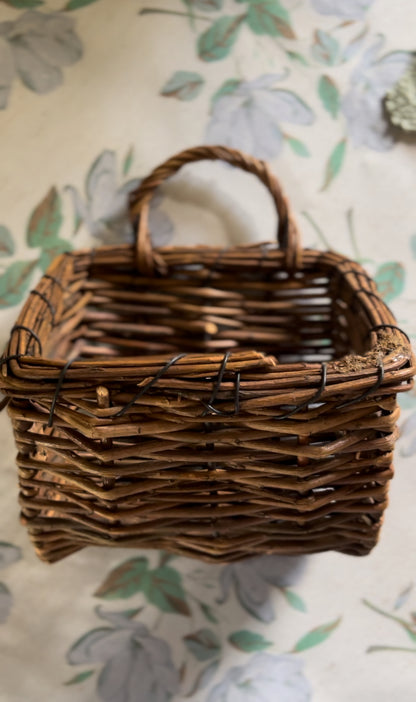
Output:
[1, 1, 416, 700]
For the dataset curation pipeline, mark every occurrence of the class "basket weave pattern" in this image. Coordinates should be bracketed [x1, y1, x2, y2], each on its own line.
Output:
[1, 146, 414, 563]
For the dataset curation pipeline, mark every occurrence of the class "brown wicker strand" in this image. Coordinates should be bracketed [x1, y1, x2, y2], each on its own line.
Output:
[129, 145, 301, 274]
[0, 144, 414, 564]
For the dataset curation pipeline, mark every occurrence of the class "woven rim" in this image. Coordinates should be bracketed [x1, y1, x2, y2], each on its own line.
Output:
[1, 245, 414, 393]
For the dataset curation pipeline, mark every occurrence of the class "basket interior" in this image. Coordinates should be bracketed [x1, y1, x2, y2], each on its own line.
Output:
[46, 249, 369, 365]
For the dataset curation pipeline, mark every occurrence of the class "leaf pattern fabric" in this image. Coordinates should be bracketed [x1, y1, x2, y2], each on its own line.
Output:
[67, 609, 179, 702]
[0, 1, 416, 700]
[310, 0, 375, 20]
[66, 150, 173, 246]
[0, 10, 82, 103]
[206, 75, 314, 159]
[341, 38, 413, 150]
[0, 543, 21, 623]
[218, 555, 307, 622]
[206, 653, 311, 702]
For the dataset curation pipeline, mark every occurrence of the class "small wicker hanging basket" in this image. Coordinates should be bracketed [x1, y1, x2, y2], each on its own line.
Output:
[1, 145, 414, 564]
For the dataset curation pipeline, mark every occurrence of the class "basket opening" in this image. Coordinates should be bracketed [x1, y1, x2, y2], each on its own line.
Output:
[46, 255, 369, 365]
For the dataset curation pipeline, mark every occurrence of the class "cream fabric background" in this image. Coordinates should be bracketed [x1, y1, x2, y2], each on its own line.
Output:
[1, 1, 416, 700]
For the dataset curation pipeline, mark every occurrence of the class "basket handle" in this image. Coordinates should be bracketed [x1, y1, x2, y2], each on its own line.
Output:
[128, 144, 302, 274]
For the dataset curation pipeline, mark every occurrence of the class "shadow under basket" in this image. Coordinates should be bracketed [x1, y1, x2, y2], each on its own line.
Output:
[1, 145, 414, 564]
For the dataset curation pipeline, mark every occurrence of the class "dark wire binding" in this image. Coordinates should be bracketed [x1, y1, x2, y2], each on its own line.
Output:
[44, 319, 409, 429]
[11, 325, 43, 355]
[43, 274, 64, 292]
[272, 362, 327, 421]
[113, 353, 187, 418]
[202, 351, 231, 417]
[335, 361, 385, 410]
[30, 290, 56, 326]
[0, 354, 23, 367]
[203, 370, 241, 417]
[47, 357, 79, 427]
[368, 324, 411, 344]
[352, 288, 383, 302]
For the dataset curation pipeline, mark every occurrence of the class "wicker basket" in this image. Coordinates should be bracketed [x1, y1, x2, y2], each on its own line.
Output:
[1, 145, 414, 564]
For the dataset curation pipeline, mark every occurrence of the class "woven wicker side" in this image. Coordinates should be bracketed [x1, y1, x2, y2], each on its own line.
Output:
[0, 242, 411, 563]
[0, 145, 414, 563]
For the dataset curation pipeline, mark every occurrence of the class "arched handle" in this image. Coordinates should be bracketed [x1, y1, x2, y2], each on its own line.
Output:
[129, 145, 302, 274]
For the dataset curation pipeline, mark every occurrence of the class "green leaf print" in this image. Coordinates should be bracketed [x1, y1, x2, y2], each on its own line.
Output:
[245, 0, 296, 39]
[311, 30, 339, 66]
[198, 15, 245, 61]
[161, 71, 205, 101]
[94, 558, 190, 615]
[293, 617, 341, 652]
[199, 601, 218, 623]
[27, 187, 62, 248]
[374, 262, 405, 303]
[181, 0, 196, 28]
[64, 670, 95, 685]
[184, 628, 221, 661]
[94, 557, 150, 599]
[286, 50, 308, 65]
[0, 260, 38, 308]
[318, 75, 340, 118]
[0, 226, 14, 257]
[122, 145, 134, 176]
[64, 0, 102, 10]
[210, 78, 241, 109]
[229, 630, 273, 652]
[321, 139, 346, 190]
[188, 0, 223, 9]
[145, 565, 191, 616]
[281, 588, 307, 612]
[285, 135, 310, 157]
